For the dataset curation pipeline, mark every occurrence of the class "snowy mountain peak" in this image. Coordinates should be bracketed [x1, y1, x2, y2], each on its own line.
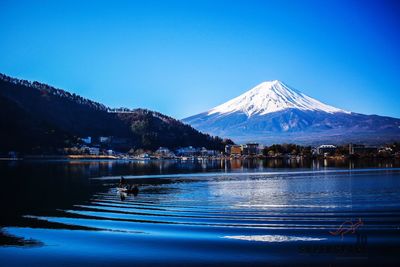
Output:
[208, 80, 348, 117]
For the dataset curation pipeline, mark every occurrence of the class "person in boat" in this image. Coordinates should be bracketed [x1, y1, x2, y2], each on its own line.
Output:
[119, 176, 128, 188]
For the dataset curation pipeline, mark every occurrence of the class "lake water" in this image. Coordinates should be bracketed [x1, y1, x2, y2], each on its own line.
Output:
[1, 159, 400, 266]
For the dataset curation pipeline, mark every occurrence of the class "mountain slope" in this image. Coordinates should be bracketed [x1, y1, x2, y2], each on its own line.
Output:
[0, 73, 231, 152]
[183, 81, 400, 145]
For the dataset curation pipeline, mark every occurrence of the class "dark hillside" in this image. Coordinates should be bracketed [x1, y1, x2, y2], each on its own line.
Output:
[0, 73, 232, 153]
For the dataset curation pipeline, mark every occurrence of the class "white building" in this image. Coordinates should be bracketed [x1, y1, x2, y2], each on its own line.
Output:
[200, 147, 218, 157]
[176, 146, 198, 156]
[81, 136, 91, 144]
[99, 136, 111, 143]
[316, 145, 336, 155]
[88, 147, 100, 155]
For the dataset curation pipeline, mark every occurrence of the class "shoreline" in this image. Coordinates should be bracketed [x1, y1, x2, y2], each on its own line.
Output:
[1, 154, 399, 161]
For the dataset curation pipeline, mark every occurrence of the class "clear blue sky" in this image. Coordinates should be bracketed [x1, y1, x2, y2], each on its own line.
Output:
[1, 0, 399, 119]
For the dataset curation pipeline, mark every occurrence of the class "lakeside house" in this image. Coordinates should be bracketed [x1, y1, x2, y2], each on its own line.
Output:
[225, 143, 261, 157]
[316, 145, 336, 156]
[89, 147, 100, 155]
[81, 136, 92, 144]
[99, 136, 111, 143]
[349, 143, 378, 156]
[175, 146, 198, 156]
[155, 147, 175, 158]
[80, 146, 101, 155]
[174, 146, 219, 158]
[225, 144, 242, 156]
[246, 143, 259, 156]
[200, 147, 219, 157]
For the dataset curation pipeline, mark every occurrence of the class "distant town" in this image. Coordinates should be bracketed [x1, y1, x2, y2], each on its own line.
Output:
[3, 135, 399, 161]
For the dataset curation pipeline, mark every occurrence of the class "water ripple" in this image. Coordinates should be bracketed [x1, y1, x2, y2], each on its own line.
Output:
[3, 169, 400, 265]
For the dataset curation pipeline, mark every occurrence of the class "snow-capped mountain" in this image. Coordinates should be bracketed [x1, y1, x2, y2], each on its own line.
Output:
[208, 80, 347, 116]
[183, 81, 400, 145]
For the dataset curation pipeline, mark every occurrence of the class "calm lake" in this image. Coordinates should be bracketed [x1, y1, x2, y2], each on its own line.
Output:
[1, 158, 400, 266]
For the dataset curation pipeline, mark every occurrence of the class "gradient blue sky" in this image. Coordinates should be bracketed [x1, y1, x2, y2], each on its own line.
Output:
[1, 0, 399, 119]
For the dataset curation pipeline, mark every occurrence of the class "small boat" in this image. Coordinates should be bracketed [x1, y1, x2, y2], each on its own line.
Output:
[117, 185, 139, 195]
[117, 187, 129, 193]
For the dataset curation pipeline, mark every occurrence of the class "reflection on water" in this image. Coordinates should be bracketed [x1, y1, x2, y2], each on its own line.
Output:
[0, 159, 400, 266]
[0, 229, 43, 247]
[224, 235, 327, 242]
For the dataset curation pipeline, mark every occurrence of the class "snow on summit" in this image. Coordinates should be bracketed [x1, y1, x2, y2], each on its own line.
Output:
[208, 80, 348, 117]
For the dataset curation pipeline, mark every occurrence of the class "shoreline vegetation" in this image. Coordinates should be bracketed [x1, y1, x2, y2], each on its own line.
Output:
[2, 142, 399, 161]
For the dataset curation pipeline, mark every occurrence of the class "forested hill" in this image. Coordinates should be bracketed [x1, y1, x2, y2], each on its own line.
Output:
[0, 73, 232, 153]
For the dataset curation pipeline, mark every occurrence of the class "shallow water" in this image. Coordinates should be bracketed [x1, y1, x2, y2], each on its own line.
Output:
[1, 159, 400, 266]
